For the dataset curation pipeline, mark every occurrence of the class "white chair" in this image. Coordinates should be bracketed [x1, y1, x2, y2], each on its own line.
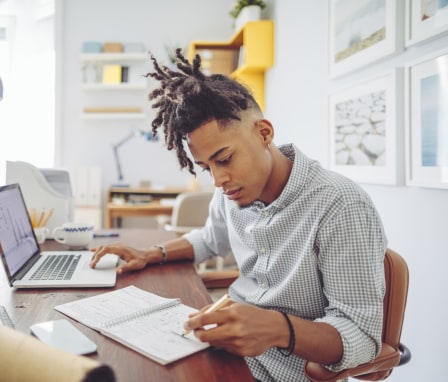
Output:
[164, 191, 213, 233]
[6, 161, 74, 237]
[163, 190, 230, 272]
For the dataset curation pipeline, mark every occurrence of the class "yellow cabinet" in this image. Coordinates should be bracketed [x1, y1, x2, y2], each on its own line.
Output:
[189, 21, 274, 111]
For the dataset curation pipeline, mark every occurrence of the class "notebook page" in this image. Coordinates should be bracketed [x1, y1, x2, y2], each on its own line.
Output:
[55, 285, 178, 330]
[101, 303, 209, 365]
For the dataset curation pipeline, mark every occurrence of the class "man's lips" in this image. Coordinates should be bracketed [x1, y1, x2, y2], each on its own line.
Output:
[223, 188, 242, 200]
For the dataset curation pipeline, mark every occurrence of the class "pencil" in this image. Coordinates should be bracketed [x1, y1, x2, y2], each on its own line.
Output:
[40, 208, 54, 227]
[182, 293, 231, 336]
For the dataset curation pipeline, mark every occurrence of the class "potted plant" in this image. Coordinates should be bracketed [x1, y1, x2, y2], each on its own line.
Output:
[230, 0, 266, 31]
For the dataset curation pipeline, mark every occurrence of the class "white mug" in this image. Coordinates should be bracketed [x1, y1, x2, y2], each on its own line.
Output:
[52, 223, 94, 249]
[34, 227, 50, 244]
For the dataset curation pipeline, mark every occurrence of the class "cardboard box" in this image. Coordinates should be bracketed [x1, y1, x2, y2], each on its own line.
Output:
[82, 42, 103, 53]
[196, 49, 239, 76]
[103, 42, 123, 53]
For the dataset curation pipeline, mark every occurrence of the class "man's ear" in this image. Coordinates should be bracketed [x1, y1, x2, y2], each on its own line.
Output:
[256, 119, 274, 146]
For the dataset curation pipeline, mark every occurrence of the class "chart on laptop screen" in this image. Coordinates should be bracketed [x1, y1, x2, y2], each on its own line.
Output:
[0, 185, 39, 275]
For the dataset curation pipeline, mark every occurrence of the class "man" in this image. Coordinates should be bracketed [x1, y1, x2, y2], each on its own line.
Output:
[90, 49, 386, 382]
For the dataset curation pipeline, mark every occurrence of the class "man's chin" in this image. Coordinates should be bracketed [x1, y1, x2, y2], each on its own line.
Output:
[234, 196, 256, 208]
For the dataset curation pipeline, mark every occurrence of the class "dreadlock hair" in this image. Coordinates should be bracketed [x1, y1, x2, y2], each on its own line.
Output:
[146, 48, 261, 175]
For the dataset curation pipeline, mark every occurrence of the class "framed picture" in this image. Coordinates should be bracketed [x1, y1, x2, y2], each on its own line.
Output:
[406, 0, 448, 46]
[406, 48, 448, 189]
[0, 16, 16, 99]
[328, 0, 403, 78]
[329, 70, 403, 185]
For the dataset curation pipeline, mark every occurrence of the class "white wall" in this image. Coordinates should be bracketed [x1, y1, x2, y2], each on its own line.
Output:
[268, 1, 448, 381]
[58, 1, 447, 380]
[0, 0, 55, 182]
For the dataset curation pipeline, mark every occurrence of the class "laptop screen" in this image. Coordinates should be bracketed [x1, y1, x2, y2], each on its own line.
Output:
[0, 183, 40, 279]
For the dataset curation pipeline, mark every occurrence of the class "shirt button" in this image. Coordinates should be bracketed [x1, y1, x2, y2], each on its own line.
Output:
[260, 281, 268, 289]
[260, 247, 266, 254]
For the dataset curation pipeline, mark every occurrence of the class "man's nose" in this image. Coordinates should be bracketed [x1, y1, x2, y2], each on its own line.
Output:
[211, 167, 230, 188]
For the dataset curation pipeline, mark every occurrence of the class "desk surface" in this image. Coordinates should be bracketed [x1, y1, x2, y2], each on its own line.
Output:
[0, 229, 253, 382]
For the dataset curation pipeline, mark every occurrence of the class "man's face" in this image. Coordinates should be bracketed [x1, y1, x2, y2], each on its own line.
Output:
[187, 117, 274, 207]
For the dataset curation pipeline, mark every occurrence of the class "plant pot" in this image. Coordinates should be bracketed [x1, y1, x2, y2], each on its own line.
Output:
[234, 5, 261, 32]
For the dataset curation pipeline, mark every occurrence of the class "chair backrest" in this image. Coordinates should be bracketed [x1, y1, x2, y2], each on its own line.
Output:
[360, 248, 410, 380]
[170, 190, 214, 228]
[5, 160, 74, 237]
[382, 248, 409, 350]
[305, 248, 410, 382]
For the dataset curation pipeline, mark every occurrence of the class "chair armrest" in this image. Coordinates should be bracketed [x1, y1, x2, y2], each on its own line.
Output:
[304, 343, 400, 382]
[399, 342, 411, 366]
[200, 270, 239, 289]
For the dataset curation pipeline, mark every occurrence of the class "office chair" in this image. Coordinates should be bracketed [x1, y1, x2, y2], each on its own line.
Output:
[304, 248, 411, 382]
[164, 190, 237, 273]
[6, 160, 74, 237]
[0, 325, 115, 382]
[164, 191, 214, 235]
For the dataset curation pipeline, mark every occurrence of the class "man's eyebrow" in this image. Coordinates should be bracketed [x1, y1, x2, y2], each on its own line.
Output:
[195, 147, 230, 165]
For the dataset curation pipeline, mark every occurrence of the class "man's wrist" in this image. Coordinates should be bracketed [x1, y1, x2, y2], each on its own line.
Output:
[277, 312, 295, 356]
[153, 244, 167, 264]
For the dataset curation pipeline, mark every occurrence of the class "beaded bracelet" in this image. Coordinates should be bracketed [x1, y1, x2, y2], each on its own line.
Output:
[153, 244, 167, 265]
[277, 312, 295, 357]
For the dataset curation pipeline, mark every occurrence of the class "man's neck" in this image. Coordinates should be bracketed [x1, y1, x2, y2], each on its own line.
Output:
[259, 146, 293, 205]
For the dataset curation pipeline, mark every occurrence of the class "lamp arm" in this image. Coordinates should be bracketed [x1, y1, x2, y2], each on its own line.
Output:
[112, 145, 124, 181]
[111, 130, 159, 183]
[112, 131, 136, 182]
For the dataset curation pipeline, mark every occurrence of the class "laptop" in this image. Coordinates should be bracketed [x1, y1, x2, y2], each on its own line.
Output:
[0, 183, 118, 288]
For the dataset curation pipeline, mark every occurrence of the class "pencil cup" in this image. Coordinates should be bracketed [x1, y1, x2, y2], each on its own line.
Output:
[52, 223, 94, 250]
[34, 227, 50, 244]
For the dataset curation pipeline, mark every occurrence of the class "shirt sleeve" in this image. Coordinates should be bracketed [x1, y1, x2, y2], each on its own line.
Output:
[315, 200, 386, 371]
[183, 189, 233, 264]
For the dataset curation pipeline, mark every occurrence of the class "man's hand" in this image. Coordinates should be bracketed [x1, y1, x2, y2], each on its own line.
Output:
[184, 302, 289, 357]
[90, 244, 151, 274]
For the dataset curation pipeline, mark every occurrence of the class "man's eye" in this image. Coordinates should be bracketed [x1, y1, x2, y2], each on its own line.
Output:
[218, 156, 232, 165]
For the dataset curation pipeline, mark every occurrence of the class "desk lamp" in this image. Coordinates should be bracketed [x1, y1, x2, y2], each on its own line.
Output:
[112, 129, 159, 188]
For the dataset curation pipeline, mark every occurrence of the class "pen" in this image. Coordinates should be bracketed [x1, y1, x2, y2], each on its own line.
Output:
[94, 232, 120, 238]
[182, 293, 231, 336]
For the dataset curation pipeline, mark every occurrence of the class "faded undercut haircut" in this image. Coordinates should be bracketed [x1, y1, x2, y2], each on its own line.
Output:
[146, 48, 261, 175]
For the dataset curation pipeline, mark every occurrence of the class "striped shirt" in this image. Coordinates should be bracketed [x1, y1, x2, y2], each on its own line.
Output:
[185, 144, 386, 382]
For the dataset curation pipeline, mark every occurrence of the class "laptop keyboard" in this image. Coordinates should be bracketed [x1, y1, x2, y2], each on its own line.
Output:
[30, 254, 81, 281]
[0, 305, 15, 328]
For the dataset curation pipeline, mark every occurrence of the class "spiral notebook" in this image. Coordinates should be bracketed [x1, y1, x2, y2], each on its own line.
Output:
[54, 285, 209, 365]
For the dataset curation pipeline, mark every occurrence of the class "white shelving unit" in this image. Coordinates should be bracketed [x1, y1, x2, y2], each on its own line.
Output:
[80, 52, 150, 120]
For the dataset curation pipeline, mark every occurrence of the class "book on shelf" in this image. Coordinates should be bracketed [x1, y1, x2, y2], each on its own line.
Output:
[121, 66, 129, 83]
[102, 64, 122, 83]
[55, 285, 210, 365]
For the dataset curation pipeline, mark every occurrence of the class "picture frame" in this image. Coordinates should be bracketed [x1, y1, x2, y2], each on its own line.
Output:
[0, 16, 16, 93]
[405, 0, 448, 46]
[405, 48, 448, 189]
[329, 69, 403, 185]
[328, 0, 403, 78]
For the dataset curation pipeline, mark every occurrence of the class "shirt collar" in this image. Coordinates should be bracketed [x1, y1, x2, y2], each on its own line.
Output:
[266, 143, 310, 211]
